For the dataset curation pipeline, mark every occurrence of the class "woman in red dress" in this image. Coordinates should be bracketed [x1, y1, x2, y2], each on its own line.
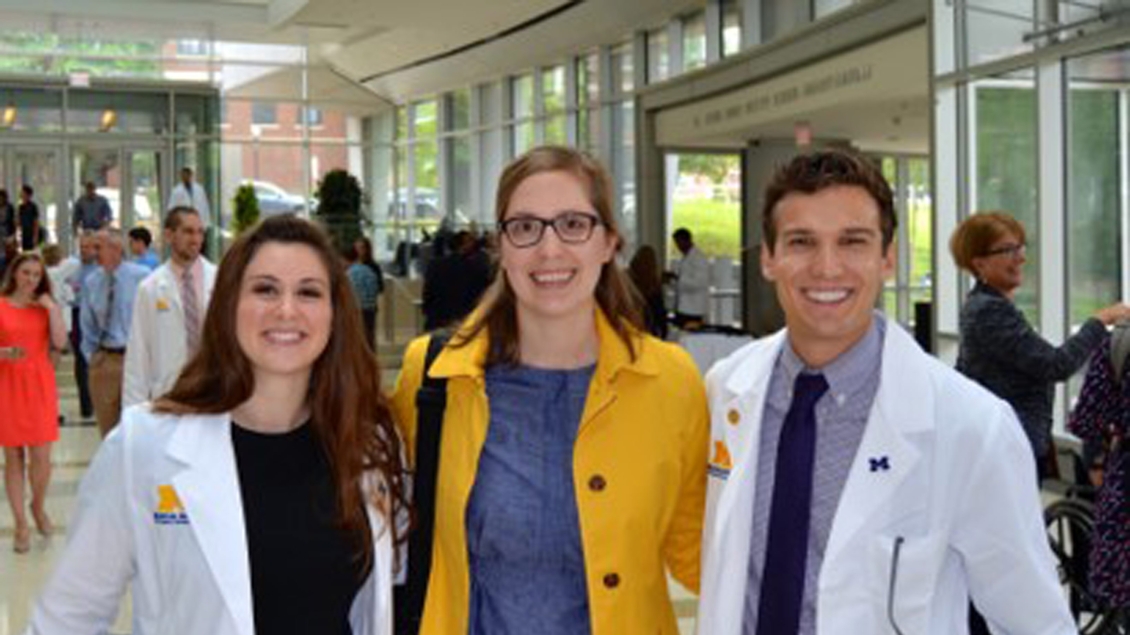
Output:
[0, 252, 68, 552]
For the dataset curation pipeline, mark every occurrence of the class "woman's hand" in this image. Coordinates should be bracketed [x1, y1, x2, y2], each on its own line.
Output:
[1093, 302, 1130, 326]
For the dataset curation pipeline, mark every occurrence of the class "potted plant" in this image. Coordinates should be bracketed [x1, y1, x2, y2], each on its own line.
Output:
[314, 169, 367, 253]
[232, 183, 260, 236]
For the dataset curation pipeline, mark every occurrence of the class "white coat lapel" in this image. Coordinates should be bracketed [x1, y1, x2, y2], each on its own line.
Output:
[824, 326, 930, 564]
[167, 414, 254, 635]
[156, 267, 183, 314]
[712, 331, 787, 542]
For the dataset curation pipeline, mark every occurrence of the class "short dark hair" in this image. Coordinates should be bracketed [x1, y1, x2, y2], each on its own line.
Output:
[21, 184, 33, 197]
[761, 149, 896, 253]
[164, 206, 200, 231]
[128, 226, 153, 247]
[672, 228, 692, 242]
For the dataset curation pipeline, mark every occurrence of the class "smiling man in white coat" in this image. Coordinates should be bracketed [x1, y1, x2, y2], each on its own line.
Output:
[123, 206, 215, 407]
[697, 149, 1074, 635]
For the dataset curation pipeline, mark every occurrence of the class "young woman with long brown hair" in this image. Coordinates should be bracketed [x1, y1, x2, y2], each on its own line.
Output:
[392, 146, 708, 635]
[0, 252, 68, 553]
[29, 215, 407, 635]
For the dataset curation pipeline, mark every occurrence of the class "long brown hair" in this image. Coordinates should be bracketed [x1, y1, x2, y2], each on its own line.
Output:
[1, 252, 51, 298]
[154, 215, 407, 564]
[453, 145, 642, 365]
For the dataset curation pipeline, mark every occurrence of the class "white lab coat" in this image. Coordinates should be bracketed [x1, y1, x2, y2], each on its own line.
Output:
[167, 182, 212, 228]
[675, 246, 711, 317]
[698, 324, 1075, 635]
[26, 407, 394, 635]
[123, 260, 217, 408]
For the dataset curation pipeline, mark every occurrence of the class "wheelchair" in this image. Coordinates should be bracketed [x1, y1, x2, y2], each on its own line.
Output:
[1045, 448, 1128, 634]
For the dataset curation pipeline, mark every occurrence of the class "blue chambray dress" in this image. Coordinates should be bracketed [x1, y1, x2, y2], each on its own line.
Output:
[466, 363, 596, 635]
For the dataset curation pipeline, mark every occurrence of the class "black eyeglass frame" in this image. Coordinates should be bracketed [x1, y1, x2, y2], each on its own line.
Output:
[497, 211, 606, 248]
[983, 243, 1026, 258]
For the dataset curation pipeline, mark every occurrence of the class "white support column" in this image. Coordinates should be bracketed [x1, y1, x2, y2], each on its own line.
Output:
[436, 95, 450, 218]
[933, 83, 962, 362]
[741, 0, 762, 49]
[533, 67, 546, 146]
[469, 84, 484, 224]
[1037, 59, 1068, 434]
[895, 157, 912, 325]
[705, 0, 723, 64]
[565, 56, 579, 146]
[667, 19, 685, 76]
[598, 44, 617, 164]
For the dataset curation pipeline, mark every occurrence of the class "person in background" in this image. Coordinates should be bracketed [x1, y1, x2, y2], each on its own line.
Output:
[167, 167, 211, 229]
[421, 230, 493, 332]
[124, 207, 214, 407]
[697, 149, 1075, 635]
[18, 184, 41, 251]
[41, 244, 78, 340]
[346, 243, 382, 350]
[668, 227, 710, 329]
[71, 181, 113, 233]
[27, 215, 407, 635]
[0, 253, 68, 553]
[628, 244, 668, 340]
[128, 226, 160, 270]
[79, 228, 150, 436]
[950, 211, 1130, 480]
[392, 145, 708, 635]
[0, 189, 15, 273]
[66, 233, 99, 421]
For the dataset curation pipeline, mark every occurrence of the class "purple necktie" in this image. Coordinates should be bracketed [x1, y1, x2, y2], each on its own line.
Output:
[756, 372, 828, 635]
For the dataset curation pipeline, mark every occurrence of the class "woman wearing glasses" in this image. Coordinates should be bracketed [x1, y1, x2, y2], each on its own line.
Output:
[950, 211, 1130, 480]
[391, 146, 708, 635]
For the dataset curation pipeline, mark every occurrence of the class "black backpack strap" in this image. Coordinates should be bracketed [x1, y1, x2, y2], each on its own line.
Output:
[394, 332, 449, 635]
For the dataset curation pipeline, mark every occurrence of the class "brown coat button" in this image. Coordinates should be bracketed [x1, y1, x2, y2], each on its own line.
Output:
[727, 409, 740, 425]
[588, 475, 606, 492]
[603, 573, 620, 588]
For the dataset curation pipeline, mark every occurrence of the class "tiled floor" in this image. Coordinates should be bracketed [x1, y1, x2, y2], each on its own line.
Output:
[0, 355, 700, 634]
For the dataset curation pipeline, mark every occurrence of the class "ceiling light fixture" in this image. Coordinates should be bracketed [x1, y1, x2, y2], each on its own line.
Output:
[99, 108, 117, 132]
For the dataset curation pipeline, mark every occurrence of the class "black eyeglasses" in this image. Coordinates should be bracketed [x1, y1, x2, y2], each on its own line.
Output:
[984, 243, 1026, 259]
[498, 212, 604, 248]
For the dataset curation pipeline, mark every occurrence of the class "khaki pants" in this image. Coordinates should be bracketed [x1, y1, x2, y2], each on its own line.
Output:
[89, 350, 125, 437]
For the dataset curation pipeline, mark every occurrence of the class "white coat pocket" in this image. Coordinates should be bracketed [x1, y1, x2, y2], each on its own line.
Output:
[871, 533, 947, 634]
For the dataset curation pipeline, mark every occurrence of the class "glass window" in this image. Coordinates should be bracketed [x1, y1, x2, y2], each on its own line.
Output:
[973, 76, 1038, 324]
[542, 65, 566, 115]
[683, 12, 707, 71]
[68, 90, 169, 134]
[966, 3, 1034, 66]
[722, 0, 743, 57]
[611, 43, 634, 94]
[512, 122, 535, 155]
[451, 88, 471, 131]
[815, 0, 855, 19]
[305, 107, 324, 127]
[1067, 51, 1123, 326]
[578, 52, 600, 108]
[177, 39, 209, 57]
[252, 102, 277, 125]
[451, 136, 473, 224]
[647, 28, 669, 83]
[512, 73, 534, 119]
[0, 87, 63, 132]
[545, 115, 567, 145]
[175, 93, 219, 136]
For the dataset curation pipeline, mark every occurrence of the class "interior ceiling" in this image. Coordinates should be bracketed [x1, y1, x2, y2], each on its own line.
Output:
[0, 0, 702, 104]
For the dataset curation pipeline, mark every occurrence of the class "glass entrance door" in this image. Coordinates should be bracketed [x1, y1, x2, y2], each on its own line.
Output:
[71, 145, 165, 238]
[2, 146, 63, 246]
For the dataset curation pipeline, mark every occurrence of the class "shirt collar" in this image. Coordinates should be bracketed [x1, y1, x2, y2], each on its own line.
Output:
[778, 311, 886, 406]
